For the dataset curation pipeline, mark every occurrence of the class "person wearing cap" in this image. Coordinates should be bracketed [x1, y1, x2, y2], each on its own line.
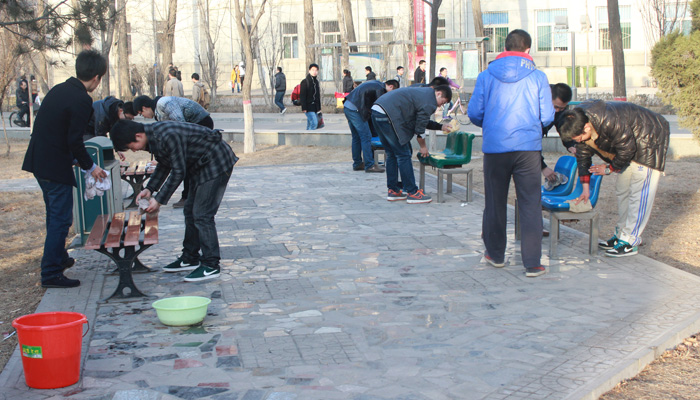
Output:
[557, 101, 670, 258]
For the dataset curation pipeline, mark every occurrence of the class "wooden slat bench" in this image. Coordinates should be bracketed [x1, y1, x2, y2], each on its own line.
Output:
[121, 160, 157, 209]
[85, 211, 159, 302]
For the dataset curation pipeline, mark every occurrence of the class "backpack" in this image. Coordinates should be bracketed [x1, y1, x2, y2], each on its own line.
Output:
[197, 84, 211, 109]
[291, 84, 301, 106]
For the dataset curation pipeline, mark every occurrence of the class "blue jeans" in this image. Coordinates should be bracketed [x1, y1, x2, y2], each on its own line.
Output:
[344, 107, 375, 170]
[274, 91, 285, 111]
[36, 177, 73, 282]
[371, 110, 417, 194]
[182, 171, 231, 268]
[305, 111, 318, 130]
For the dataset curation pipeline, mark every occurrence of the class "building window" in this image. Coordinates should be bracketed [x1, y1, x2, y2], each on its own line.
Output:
[281, 22, 298, 59]
[438, 16, 446, 40]
[368, 17, 393, 53]
[597, 5, 631, 50]
[482, 12, 508, 53]
[665, 2, 691, 35]
[536, 9, 568, 52]
[320, 20, 340, 54]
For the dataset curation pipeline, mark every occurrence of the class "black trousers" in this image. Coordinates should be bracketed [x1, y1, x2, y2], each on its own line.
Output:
[482, 151, 542, 269]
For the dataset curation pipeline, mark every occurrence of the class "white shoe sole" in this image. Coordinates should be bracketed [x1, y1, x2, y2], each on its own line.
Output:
[484, 256, 505, 268]
[184, 273, 220, 282]
[387, 197, 407, 201]
[605, 249, 638, 257]
[406, 198, 432, 204]
[163, 263, 200, 273]
[526, 268, 547, 277]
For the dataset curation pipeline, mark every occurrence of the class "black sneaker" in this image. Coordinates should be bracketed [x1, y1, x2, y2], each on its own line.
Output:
[598, 235, 618, 250]
[353, 163, 365, 171]
[61, 257, 76, 271]
[525, 266, 547, 277]
[173, 198, 186, 208]
[605, 240, 638, 257]
[365, 164, 385, 173]
[42, 275, 80, 288]
[163, 257, 200, 273]
[184, 265, 220, 282]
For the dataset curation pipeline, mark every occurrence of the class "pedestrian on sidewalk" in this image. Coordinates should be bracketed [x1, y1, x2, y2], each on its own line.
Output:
[342, 69, 354, 94]
[22, 50, 108, 288]
[133, 95, 213, 208]
[371, 85, 452, 204]
[164, 68, 184, 97]
[413, 60, 426, 85]
[231, 65, 240, 93]
[558, 101, 670, 258]
[395, 66, 407, 89]
[365, 66, 377, 81]
[467, 29, 555, 278]
[238, 62, 246, 87]
[343, 79, 400, 173]
[110, 119, 238, 282]
[274, 67, 287, 114]
[300, 63, 321, 130]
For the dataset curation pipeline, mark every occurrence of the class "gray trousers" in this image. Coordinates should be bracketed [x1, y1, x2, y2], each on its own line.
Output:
[483, 151, 542, 269]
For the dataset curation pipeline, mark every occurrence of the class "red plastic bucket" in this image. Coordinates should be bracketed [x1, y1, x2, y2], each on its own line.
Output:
[12, 312, 88, 389]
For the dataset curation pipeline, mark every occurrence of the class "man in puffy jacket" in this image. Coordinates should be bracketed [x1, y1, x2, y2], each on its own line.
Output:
[299, 63, 321, 130]
[274, 67, 287, 114]
[467, 29, 555, 278]
[371, 85, 452, 204]
[557, 101, 670, 257]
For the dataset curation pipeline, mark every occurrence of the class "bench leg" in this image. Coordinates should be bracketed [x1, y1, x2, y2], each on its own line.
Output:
[549, 213, 560, 259]
[446, 174, 453, 194]
[109, 255, 155, 275]
[98, 245, 154, 302]
[419, 163, 426, 192]
[437, 169, 444, 203]
[466, 169, 473, 203]
[123, 175, 149, 209]
[589, 213, 599, 256]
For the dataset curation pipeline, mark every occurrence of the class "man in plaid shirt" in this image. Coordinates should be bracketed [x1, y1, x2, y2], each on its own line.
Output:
[110, 119, 238, 282]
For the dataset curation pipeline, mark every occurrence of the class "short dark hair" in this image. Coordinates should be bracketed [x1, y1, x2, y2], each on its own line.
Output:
[191, 73, 200, 80]
[557, 108, 589, 143]
[75, 50, 107, 81]
[434, 85, 453, 102]
[419, 60, 426, 65]
[123, 101, 135, 116]
[439, 67, 447, 73]
[551, 83, 573, 103]
[505, 29, 532, 52]
[343, 69, 350, 76]
[132, 95, 155, 113]
[277, 67, 282, 73]
[309, 63, 319, 70]
[110, 120, 146, 151]
[397, 66, 404, 71]
[429, 76, 449, 87]
[168, 68, 177, 77]
[385, 79, 400, 90]
[365, 66, 372, 72]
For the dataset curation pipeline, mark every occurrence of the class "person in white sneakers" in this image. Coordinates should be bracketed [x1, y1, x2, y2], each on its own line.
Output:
[558, 101, 670, 257]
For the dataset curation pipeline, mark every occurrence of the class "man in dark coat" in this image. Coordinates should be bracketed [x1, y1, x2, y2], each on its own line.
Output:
[558, 101, 670, 257]
[22, 50, 108, 288]
[365, 66, 377, 81]
[299, 63, 321, 130]
[371, 85, 452, 204]
[343, 79, 400, 173]
[274, 67, 287, 114]
[413, 60, 426, 85]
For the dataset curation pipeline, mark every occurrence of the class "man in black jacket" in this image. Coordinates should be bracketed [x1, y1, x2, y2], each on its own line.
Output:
[299, 63, 321, 130]
[558, 101, 670, 257]
[22, 50, 108, 288]
[413, 60, 426, 85]
[274, 67, 286, 114]
[371, 85, 452, 204]
[365, 66, 377, 81]
[343, 79, 400, 173]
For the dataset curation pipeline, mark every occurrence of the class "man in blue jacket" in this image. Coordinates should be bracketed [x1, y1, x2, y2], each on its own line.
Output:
[371, 85, 452, 204]
[467, 29, 555, 277]
[343, 79, 399, 173]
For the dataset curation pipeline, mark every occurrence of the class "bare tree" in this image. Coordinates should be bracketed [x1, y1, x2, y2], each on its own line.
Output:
[116, 0, 131, 99]
[197, 0, 224, 106]
[640, 0, 688, 45]
[608, 0, 627, 100]
[339, 0, 357, 52]
[258, 12, 285, 109]
[472, 0, 483, 39]
[303, 0, 316, 67]
[96, 0, 117, 97]
[233, 0, 268, 153]
[422, 0, 443, 80]
[161, 0, 178, 77]
[336, 0, 349, 71]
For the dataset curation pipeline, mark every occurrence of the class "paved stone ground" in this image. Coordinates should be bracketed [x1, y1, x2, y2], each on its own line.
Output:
[3, 163, 700, 400]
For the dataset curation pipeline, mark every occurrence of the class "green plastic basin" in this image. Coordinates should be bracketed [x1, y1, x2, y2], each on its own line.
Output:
[152, 296, 212, 326]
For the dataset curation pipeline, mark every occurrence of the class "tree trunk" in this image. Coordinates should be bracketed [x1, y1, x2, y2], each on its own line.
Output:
[471, 0, 483, 38]
[303, 0, 316, 67]
[336, 0, 349, 70]
[99, 0, 116, 98]
[341, 0, 357, 52]
[427, 0, 442, 81]
[607, 0, 627, 100]
[161, 0, 178, 75]
[116, 0, 131, 99]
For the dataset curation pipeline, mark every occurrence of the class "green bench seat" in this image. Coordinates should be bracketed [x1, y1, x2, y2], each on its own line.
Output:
[418, 132, 475, 203]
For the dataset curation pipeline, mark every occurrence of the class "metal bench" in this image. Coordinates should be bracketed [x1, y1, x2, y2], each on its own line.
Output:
[85, 211, 159, 302]
[121, 160, 156, 209]
[418, 132, 475, 203]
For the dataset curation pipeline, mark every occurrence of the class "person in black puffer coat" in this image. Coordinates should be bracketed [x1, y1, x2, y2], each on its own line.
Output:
[299, 63, 321, 130]
[558, 100, 670, 258]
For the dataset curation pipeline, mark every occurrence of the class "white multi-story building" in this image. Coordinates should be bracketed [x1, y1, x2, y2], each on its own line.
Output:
[47, 0, 691, 96]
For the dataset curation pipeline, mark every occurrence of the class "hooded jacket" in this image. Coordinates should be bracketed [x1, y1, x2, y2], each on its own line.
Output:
[467, 52, 554, 154]
[373, 87, 438, 146]
[574, 100, 670, 178]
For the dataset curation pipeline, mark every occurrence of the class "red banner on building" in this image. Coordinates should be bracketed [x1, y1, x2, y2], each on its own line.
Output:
[414, 0, 425, 57]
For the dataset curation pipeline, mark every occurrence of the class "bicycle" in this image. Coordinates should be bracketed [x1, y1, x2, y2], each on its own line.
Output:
[436, 91, 471, 126]
[8, 105, 39, 127]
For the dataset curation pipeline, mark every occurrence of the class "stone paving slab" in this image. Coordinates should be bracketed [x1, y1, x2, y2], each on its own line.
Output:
[3, 162, 700, 400]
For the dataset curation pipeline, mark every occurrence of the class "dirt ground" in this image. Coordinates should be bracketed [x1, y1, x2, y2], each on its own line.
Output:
[1, 138, 699, 398]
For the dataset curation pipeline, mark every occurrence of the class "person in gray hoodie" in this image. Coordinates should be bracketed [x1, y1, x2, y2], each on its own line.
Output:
[370, 85, 452, 204]
[274, 67, 287, 114]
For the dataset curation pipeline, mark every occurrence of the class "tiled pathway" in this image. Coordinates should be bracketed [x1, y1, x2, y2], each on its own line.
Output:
[2, 163, 700, 400]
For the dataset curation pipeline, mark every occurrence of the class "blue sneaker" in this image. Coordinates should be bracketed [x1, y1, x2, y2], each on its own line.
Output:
[387, 189, 407, 201]
[598, 235, 618, 250]
[605, 240, 638, 257]
[406, 189, 432, 204]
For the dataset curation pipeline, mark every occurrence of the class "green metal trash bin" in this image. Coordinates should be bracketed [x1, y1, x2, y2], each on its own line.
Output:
[72, 137, 123, 245]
